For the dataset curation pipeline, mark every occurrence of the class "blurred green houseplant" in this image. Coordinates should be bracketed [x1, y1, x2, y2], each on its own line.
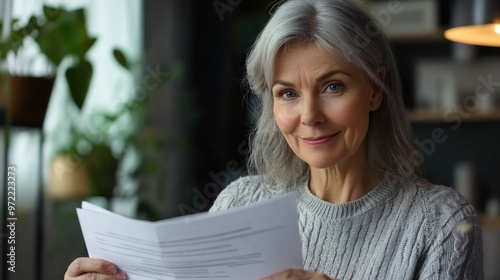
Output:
[0, 5, 95, 108]
[0, 4, 134, 199]
[49, 50, 136, 200]
[1, 5, 181, 213]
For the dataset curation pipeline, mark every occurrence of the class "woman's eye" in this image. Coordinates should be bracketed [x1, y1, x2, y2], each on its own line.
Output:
[325, 82, 343, 93]
[281, 91, 297, 99]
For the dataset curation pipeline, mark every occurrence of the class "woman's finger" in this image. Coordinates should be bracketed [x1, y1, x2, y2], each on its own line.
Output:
[65, 257, 126, 279]
[262, 269, 333, 280]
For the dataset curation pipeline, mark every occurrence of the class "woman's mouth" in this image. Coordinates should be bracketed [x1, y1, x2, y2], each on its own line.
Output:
[301, 133, 339, 146]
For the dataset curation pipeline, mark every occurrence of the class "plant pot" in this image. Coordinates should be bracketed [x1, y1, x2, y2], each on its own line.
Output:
[47, 154, 92, 200]
[47, 145, 119, 200]
[0, 75, 55, 127]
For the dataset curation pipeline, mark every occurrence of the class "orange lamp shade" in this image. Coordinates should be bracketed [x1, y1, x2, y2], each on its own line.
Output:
[445, 23, 500, 47]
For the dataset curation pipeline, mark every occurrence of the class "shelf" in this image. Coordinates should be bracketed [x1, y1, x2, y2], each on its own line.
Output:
[407, 109, 500, 123]
[481, 215, 500, 230]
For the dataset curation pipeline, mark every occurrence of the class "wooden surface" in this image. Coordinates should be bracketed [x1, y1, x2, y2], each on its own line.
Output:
[407, 108, 500, 123]
[481, 215, 500, 230]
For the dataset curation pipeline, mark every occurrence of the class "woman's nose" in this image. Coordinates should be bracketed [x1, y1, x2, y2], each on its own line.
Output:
[300, 97, 325, 126]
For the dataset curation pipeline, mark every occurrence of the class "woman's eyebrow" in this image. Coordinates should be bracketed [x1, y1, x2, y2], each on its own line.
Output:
[316, 69, 352, 82]
[272, 80, 295, 88]
[272, 69, 352, 89]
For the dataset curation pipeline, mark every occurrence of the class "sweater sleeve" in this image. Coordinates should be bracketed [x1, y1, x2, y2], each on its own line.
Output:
[417, 188, 484, 280]
[208, 179, 241, 212]
[209, 175, 273, 212]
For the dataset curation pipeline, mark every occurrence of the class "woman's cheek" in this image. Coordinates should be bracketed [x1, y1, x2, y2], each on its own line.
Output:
[273, 106, 297, 134]
[328, 98, 367, 126]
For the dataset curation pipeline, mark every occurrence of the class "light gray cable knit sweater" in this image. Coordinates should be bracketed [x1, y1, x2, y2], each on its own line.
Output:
[209, 173, 484, 279]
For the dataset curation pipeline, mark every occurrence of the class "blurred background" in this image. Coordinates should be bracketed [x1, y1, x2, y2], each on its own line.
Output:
[0, 0, 499, 279]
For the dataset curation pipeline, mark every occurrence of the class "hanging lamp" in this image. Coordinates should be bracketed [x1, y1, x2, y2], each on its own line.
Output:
[445, 0, 500, 47]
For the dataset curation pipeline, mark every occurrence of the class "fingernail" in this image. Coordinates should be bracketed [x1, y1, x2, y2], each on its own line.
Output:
[116, 271, 127, 279]
[106, 265, 117, 274]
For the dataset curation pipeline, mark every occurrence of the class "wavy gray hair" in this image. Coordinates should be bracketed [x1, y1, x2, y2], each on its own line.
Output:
[246, 0, 420, 188]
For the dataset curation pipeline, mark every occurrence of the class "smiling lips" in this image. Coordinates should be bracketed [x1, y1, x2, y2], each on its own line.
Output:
[301, 132, 340, 145]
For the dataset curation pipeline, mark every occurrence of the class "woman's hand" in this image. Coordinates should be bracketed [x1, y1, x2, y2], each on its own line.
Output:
[64, 257, 127, 279]
[262, 269, 336, 280]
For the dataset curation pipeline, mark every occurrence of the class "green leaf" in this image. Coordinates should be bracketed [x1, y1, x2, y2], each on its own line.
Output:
[9, 30, 25, 53]
[65, 59, 92, 109]
[43, 5, 61, 21]
[64, 8, 93, 59]
[25, 15, 40, 34]
[113, 49, 129, 69]
[85, 144, 118, 198]
[80, 37, 97, 59]
[36, 7, 96, 66]
[35, 18, 67, 65]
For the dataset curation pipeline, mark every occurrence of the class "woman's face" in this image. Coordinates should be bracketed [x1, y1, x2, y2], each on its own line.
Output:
[272, 43, 383, 170]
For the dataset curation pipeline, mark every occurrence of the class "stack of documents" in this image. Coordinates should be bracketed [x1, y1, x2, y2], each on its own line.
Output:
[77, 192, 303, 280]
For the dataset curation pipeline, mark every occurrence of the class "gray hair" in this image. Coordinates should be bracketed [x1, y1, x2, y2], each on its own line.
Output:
[246, 0, 421, 189]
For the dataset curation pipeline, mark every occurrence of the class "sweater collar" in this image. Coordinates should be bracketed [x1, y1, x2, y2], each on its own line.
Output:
[295, 172, 401, 220]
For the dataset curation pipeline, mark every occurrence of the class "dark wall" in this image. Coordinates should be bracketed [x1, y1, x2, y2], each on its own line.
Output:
[185, 0, 270, 212]
[412, 122, 500, 211]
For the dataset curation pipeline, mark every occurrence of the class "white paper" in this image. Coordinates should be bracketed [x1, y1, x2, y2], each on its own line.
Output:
[77, 192, 303, 280]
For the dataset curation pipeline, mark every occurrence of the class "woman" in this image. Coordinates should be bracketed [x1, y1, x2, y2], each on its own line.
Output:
[65, 0, 483, 279]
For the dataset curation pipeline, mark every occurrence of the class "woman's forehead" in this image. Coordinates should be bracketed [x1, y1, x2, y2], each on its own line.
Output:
[273, 42, 364, 78]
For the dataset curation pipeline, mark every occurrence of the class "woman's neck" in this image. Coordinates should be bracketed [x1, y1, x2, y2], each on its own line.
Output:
[308, 149, 381, 204]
